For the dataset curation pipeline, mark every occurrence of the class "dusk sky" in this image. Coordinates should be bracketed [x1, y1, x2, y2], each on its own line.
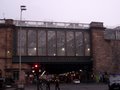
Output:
[0, 0, 120, 26]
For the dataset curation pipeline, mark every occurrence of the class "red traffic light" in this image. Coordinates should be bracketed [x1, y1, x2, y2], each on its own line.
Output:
[34, 64, 38, 68]
[33, 64, 40, 74]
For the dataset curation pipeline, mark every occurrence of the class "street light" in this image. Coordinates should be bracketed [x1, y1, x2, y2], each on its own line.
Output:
[19, 5, 26, 82]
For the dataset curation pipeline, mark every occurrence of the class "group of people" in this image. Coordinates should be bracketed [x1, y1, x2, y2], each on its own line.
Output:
[39, 78, 60, 90]
[93, 72, 109, 83]
[46, 78, 60, 90]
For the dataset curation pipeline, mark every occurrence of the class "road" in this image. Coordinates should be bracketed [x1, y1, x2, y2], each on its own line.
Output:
[6, 83, 108, 90]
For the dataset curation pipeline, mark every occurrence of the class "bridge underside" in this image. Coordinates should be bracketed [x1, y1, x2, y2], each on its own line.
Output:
[41, 63, 92, 74]
[13, 56, 92, 74]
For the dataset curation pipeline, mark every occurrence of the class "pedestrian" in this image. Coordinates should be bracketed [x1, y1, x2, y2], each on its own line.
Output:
[104, 72, 109, 83]
[39, 79, 43, 90]
[46, 80, 50, 90]
[95, 74, 99, 83]
[55, 78, 60, 90]
[46, 72, 51, 90]
[99, 72, 103, 83]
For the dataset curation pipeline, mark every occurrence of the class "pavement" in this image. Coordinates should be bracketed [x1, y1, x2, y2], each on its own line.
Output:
[6, 83, 108, 90]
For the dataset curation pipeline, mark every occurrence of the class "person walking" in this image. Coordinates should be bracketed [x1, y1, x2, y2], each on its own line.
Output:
[46, 73, 51, 90]
[46, 80, 50, 90]
[55, 78, 60, 90]
[39, 78, 43, 90]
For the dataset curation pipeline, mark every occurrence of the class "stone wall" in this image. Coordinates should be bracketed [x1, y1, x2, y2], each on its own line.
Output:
[0, 19, 31, 77]
[90, 22, 120, 74]
[0, 20, 14, 77]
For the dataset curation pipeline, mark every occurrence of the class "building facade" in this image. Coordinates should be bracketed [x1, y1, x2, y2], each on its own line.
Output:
[0, 19, 120, 80]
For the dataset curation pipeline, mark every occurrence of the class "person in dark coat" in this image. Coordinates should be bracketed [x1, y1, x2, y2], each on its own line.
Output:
[46, 80, 50, 90]
[55, 78, 60, 90]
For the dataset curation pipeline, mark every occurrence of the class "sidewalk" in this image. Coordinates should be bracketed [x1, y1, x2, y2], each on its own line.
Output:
[23, 83, 108, 90]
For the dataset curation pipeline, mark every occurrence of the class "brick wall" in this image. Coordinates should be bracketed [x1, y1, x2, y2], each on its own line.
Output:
[0, 19, 31, 77]
[0, 20, 14, 77]
[90, 22, 120, 74]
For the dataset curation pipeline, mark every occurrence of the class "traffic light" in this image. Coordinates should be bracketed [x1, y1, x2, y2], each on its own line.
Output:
[34, 64, 38, 68]
[33, 64, 40, 74]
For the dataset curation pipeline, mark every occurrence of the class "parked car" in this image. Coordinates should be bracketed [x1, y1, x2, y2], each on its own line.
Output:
[73, 79, 80, 84]
[5, 78, 15, 88]
[108, 74, 120, 90]
[16, 82, 25, 90]
[0, 78, 5, 90]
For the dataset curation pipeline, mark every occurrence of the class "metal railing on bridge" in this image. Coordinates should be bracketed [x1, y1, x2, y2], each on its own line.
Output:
[0, 19, 90, 29]
[13, 20, 90, 29]
[0, 19, 5, 24]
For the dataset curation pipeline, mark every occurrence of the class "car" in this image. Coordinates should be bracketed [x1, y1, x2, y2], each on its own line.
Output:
[0, 78, 5, 90]
[16, 83, 25, 90]
[5, 78, 15, 88]
[108, 74, 120, 90]
[73, 79, 80, 84]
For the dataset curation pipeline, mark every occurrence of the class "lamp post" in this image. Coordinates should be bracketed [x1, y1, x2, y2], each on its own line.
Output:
[19, 5, 26, 82]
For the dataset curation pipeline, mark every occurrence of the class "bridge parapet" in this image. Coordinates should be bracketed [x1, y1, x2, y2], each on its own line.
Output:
[0, 19, 90, 29]
[0, 19, 5, 24]
[13, 20, 90, 29]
